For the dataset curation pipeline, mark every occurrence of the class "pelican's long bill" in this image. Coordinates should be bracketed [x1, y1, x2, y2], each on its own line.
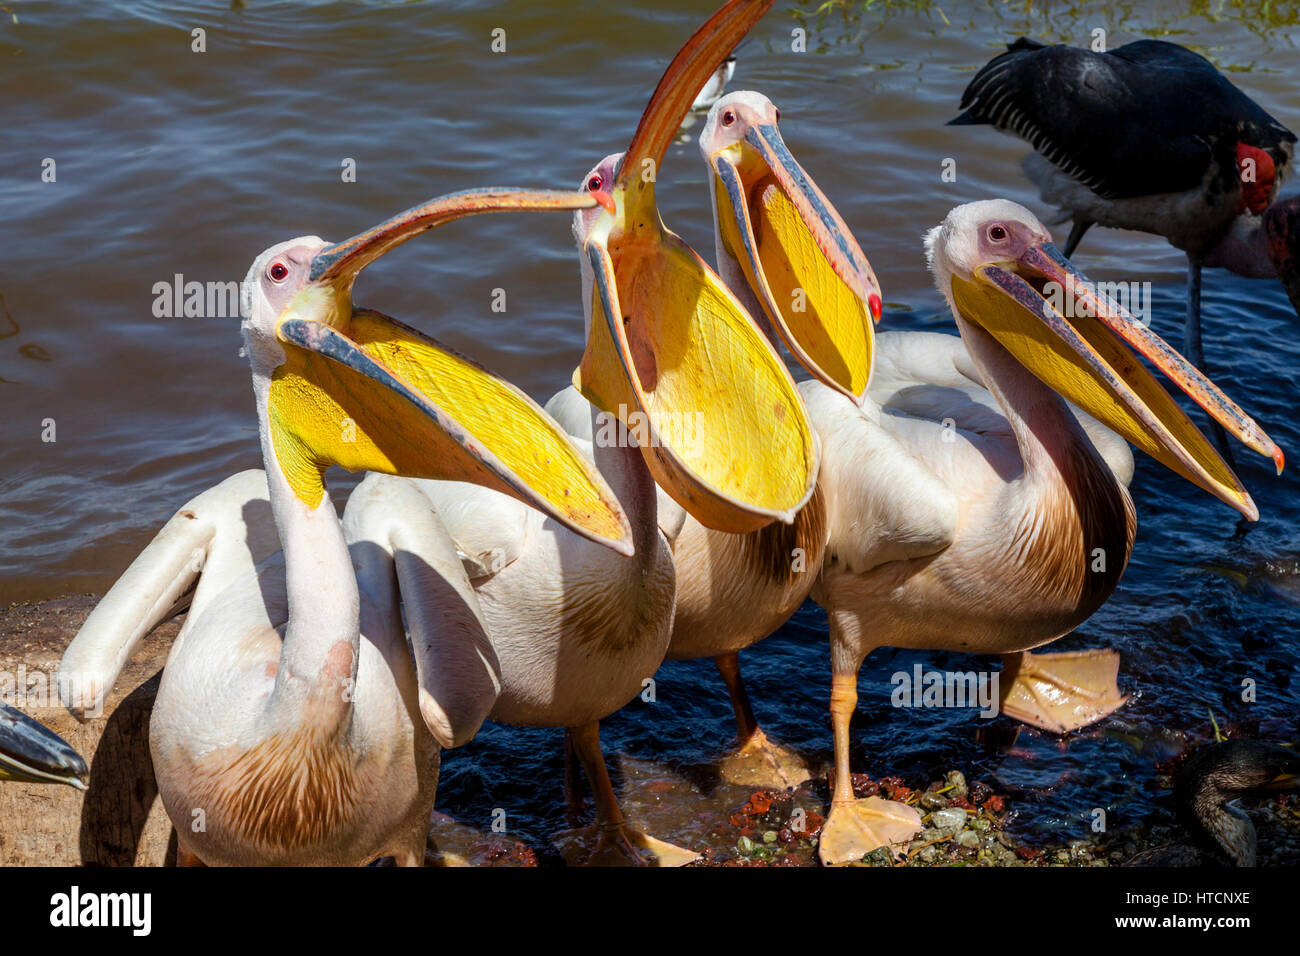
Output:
[575, 0, 818, 535]
[618, 0, 774, 195]
[264, 188, 635, 556]
[0, 702, 89, 790]
[704, 93, 882, 402]
[950, 239, 1284, 521]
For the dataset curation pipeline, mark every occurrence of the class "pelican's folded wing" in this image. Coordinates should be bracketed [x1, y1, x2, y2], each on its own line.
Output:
[801, 381, 958, 575]
[406, 477, 532, 581]
[58, 469, 277, 721]
[345, 474, 499, 748]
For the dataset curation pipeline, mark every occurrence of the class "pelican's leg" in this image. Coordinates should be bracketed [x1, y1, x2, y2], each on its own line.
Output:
[554, 721, 699, 867]
[562, 728, 586, 827]
[1183, 256, 1235, 465]
[817, 616, 922, 866]
[1062, 217, 1093, 258]
[997, 650, 1127, 733]
[714, 651, 811, 789]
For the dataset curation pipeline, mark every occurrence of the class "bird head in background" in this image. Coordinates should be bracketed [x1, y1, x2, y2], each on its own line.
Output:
[1264, 196, 1300, 318]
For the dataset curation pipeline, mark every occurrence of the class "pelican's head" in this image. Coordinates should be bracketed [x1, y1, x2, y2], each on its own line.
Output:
[699, 90, 881, 402]
[239, 188, 635, 556]
[924, 199, 1053, 300]
[241, 236, 326, 367]
[0, 702, 88, 791]
[1264, 196, 1300, 318]
[573, 153, 620, 247]
[927, 199, 1283, 521]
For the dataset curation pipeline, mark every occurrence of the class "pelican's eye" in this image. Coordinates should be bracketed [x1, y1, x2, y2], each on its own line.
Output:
[987, 224, 1009, 243]
[586, 174, 603, 193]
[721, 109, 736, 127]
[774, 108, 780, 122]
[268, 261, 289, 282]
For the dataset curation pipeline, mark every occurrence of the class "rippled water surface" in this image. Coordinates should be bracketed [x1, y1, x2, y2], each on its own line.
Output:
[2, 1, 1298, 858]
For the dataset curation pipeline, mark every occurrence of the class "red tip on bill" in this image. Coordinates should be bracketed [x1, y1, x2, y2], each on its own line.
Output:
[868, 293, 883, 322]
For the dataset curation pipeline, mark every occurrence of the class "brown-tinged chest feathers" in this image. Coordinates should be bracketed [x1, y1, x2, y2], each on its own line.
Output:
[739, 481, 828, 591]
[188, 722, 363, 856]
[1010, 443, 1137, 620]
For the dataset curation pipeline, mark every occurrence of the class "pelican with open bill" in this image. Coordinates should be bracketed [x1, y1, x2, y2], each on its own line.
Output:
[947, 222, 1283, 514]
[60, 186, 633, 866]
[803, 199, 1281, 864]
[572, 0, 821, 535]
[0, 702, 88, 790]
[703, 91, 883, 402]
[261, 187, 634, 550]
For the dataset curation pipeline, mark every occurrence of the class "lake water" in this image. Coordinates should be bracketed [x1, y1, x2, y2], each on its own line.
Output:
[2, 0, 1297, 859]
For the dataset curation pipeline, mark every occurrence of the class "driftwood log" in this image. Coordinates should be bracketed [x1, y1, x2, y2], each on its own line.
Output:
[0, 595, 178, 866]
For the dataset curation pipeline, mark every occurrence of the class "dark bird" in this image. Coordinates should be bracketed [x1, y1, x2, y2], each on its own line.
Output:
[951, 39, 1300, 385]
[0, 701, 88, 790]
[1127, 739, 1299, 866]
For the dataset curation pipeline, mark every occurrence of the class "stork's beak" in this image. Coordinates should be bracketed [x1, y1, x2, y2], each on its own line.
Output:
[0, 702, 88, 791]
[574, 0, 817, 534]
[267, 188, 635, 556]
[951, 240, 1283, 521]
[708, 115, 881, 402]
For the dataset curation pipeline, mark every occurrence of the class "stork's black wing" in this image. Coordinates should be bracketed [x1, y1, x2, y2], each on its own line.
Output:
[951, 38, 1294, 200]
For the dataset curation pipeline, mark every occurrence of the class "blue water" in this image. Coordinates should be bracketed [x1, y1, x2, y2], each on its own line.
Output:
[1, 1, 1297, 857]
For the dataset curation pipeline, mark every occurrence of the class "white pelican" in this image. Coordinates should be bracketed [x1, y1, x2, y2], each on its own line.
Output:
[57, 189, 633, 866]
[823, 201, 1279, 864]
[691, 54, 736, 112]
[696, 93, 1283, 864]
[696, 90, 1127, 741]
[546, 82, 888, 789]
[0, 702, 88, 790]
[402, 0, 823, 864]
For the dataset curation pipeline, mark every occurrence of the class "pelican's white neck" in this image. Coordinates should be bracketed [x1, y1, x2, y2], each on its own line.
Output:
[949, 310, 1101, 487]
[575, 247, 661, 568]
[248, 349, 359, 730]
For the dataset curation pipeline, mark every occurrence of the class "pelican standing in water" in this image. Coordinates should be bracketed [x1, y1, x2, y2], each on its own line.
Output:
[0, 702, 88, 790]
[693, 92, 1282, 864]
[58, 189, 632, 865]
[405, 0, 827, 864]
[578, 88, 1105, 793]
[548, 85, 884, 789]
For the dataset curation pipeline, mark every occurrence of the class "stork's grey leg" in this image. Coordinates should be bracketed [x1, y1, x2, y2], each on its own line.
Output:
[1063, 218, 1093, 258]
[1184, 256, 1234, 465]
[1183, 256, 1205, 367]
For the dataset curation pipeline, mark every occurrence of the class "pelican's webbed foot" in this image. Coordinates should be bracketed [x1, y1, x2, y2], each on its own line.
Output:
[817, 796, 922, 866]
[718, 725, 812, 789]
[998, 649, 1127, 733]
[554, 824, 700, 867]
